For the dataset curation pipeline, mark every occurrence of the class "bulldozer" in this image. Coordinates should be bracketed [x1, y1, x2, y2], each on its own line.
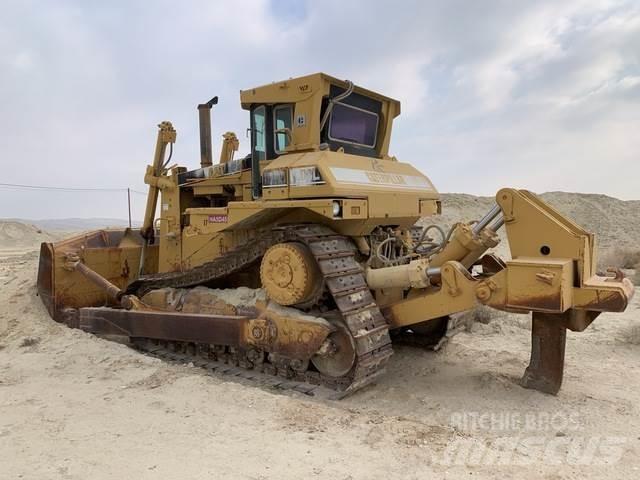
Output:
[37, 73, 634, 398]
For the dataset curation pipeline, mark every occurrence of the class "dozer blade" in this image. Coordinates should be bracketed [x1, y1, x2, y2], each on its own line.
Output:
[36, 228, 156, 321]
[37, 242, 55, 318]
[521, 312, 567, 395]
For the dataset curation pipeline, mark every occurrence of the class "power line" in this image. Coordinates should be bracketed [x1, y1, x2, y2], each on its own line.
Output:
[0, 182, 147, 195]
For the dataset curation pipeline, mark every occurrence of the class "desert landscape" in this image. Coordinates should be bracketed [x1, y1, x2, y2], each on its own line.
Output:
[1, 192, 639, 479]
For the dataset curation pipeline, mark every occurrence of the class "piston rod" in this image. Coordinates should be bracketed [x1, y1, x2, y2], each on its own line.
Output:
[71, 260, 124, 302]
[365, 260, 441, 290]
[472, 204, 501, 235]
[490, 215, 505, 232]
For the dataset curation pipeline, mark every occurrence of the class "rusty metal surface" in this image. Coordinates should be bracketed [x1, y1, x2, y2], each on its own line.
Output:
[581, 284, 632, 312]
[245, 314, 331, 361]
[140, 286, 333, 360]
[36, 227, 159, 322]
[564, 309, 599, 332]
[78, 307, 246, 345]
[72, 261, 124, 302]
[521, 311, 567, 395]
[37, 243, 55, 318]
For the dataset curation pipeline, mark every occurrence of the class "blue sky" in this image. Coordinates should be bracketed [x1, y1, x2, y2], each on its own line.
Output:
[1, 0, 639, 219]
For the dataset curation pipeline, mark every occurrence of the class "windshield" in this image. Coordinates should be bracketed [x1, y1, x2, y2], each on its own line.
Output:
[328, 102, 378, 148]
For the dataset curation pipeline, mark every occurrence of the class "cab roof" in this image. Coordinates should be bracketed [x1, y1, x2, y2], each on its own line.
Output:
[239, 72, 401, 117]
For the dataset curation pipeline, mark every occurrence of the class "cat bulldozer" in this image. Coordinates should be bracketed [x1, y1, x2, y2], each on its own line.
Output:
[37, 73, 634, 398]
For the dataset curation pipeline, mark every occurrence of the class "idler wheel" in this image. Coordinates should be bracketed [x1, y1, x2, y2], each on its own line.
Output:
[260, 242, 321, 306]
[311, 321, 356, 378]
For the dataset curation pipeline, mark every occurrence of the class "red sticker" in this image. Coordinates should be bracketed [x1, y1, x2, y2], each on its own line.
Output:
[208, 215, 228, 223]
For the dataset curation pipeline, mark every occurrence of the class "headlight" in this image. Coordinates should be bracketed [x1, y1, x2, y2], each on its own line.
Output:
[289, 166, 324, 186]
[332, 200, 342, 217]
[262, 169, 287, 187]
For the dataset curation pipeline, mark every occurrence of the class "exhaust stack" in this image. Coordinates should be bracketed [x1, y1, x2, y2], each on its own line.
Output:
[197, 96, 218, 168]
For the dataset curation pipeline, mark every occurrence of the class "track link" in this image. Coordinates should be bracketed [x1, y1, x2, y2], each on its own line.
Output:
[127, 224, 393, 396]
[132, 338, 342, 399]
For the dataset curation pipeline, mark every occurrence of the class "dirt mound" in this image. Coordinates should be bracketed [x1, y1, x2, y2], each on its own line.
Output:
[539, 192, 640, 251]
[0, 221, 55, 250]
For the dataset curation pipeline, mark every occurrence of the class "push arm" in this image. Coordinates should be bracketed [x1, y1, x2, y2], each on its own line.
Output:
[140, 121, 177, 240]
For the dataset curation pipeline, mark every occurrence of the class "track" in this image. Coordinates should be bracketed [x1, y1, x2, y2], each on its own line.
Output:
[127, 224, 393, 396]
[131, 338, 346, 400]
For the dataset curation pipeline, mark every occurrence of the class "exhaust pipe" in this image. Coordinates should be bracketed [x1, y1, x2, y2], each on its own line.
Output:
[197, 96, 218, 168]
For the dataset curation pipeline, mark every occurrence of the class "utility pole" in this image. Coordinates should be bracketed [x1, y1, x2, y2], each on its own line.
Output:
[127, 188, 132, 228]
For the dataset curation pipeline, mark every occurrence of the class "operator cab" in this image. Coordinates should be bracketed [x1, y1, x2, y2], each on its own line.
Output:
[248, 81, 385, 162]
[179, 73, 402, 202]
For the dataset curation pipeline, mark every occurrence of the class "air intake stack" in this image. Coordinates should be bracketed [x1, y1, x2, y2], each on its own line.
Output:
[197, 96, 218, 168]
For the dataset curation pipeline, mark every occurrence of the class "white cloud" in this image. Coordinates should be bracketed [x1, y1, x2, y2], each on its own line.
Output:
[0, 0, 639, 219]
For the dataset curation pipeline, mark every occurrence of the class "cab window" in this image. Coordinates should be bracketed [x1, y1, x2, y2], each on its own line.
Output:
[252, 105, 266, 162]
[273, 105, 293, 154]
[328, 102, 378, 148]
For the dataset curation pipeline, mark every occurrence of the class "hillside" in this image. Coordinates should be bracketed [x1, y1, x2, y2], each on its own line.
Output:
[0, 221, 56, 250]
[7, 217, 140, 232]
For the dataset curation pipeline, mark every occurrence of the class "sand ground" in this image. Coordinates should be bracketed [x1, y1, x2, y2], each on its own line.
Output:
[1, 245, 639, 479]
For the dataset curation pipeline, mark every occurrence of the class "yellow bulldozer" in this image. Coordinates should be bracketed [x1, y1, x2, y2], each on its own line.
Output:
[37, 73, 634, 398]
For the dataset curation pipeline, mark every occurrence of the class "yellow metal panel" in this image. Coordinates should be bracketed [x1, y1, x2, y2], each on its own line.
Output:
[419, 199, 439, 216]
[266, 150, 438, 200]
[369, 194, 420, 218]
[497, 188, 593, 282]
[505, 257, 573, 313]
[158, 172, 182, 272]
[192, 184, 225, 196]
[341, 199, 367, 219]
[263, 186, 289, 200]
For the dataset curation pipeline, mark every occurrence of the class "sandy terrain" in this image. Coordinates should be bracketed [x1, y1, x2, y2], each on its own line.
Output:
[1, 193, 640, 479]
